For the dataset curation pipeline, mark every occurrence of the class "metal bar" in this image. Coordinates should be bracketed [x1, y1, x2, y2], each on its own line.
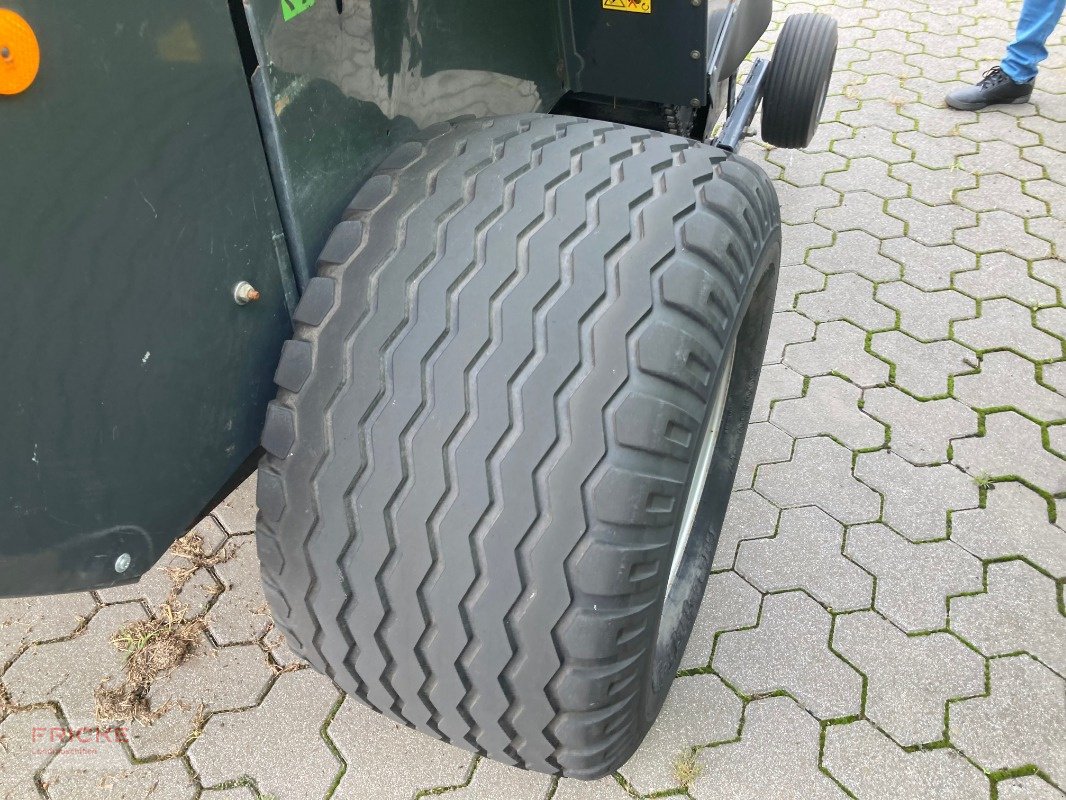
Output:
[712, 56, 769, 152]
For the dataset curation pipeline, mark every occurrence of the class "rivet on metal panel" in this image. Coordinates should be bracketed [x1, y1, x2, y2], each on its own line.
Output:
[114, 553, 131, 573]
[233, 281, 262, 305]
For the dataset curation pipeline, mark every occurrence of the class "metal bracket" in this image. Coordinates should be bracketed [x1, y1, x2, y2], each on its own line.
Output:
[711, 56, 769, 152]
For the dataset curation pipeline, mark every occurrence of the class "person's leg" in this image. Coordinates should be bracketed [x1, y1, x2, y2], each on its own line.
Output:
[1001, 0, 1066, 83]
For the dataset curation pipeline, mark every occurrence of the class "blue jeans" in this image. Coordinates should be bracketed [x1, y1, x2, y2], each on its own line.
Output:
[1002, 0, 1066, 82]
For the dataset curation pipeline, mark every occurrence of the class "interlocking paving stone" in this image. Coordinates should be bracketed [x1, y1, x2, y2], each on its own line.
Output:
[434, 754, 551, 799]
[996, 775, 1066, 800]
[785, 321, 891, 388]
[1033, 257, 1066, 293]
[775, 264, 825, 312]
[736, 507, 872, 612]
[817, 191, 905, 239]
[855, 451, 977, 542]
[329, 699, 473, 799]
[953, 298, 1062, 361]
[952, 411, 1066, 495]
[880, 239, 977, 291]
[757, 437, 880, 525]
[212, 473, 258, 535]
[129, 642, 274, 760]
[0, 706, 61, 800]
[824, 156, 908, 198]
[833, 126, 913, 164]
[888, 198, 976, 247]
[807, 230, 902, 282]
[553, 778, 633, 800]
[957, 211, 1053, 260]
[690, 696, 847, 800]
[834, 612, 984, 746]
[680, 572, 762, 671]
[796, 272, 896, 331]
[4, 604, 145, 721]
[771, 375, 885, 450]
[713, 490, 780, 571]
[750, 363, 804, 423]
[1037, 305, 1066, 339]
[949, 655, 1066, 788]
[956, 174, 1048, 218]
[763, 311, 815, 365]
[896, 130, 977, 169]
[862, 388, 977, 465]
[42, 735, 196, 800]
[777, 184, 842, 225]
[733, 422, 794, 491]
[714, 591, 862, 720]
[890, 161, 977, 206]
[958, 141, 1045, 180]
[954, 351, 1066, 422]
[846, 523, 983, 633]
[189, 669, 341, 800]
[769, 149, 848, 188]
[870, 331, 976, 398]
[1044, 360, 1066, 395]
[0, 592, 95, 672]
[620, 674, 742, 795]
[950, 560, 1066, 676]
[781, 222, 834, 267]
[952, 483, 1066, 579]
[97, 560, 218, 621]
[875, 282, 975, 341]
[823, 720, 989, 800]
[204, 539, 272, 646]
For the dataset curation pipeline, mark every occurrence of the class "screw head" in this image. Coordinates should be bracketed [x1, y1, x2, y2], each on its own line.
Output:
[0, 47, 11, 61]
[233, 281, 261, 305]
[690, 49, 701, 60]
[114, 553, 132, 573]
[691, 0, 702, 5]
[690, 97, 702, 108]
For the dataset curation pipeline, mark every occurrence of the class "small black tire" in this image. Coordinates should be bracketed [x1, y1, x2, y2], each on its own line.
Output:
[255, 114, 780, 779]
[761, 13, 838, 149]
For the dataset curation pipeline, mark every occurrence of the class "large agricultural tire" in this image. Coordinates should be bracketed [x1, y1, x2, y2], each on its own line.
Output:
[255, 113, 781, 779]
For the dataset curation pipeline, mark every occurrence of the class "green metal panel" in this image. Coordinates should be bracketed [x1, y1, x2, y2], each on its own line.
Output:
[0, 1, 294, 595]
[243, 0, 568, 286]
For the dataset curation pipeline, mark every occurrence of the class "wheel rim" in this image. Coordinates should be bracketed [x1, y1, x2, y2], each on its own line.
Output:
[665, 340, 737, 601]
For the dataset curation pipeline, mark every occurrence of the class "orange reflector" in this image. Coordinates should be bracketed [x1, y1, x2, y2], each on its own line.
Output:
[0, 9, 40, 95]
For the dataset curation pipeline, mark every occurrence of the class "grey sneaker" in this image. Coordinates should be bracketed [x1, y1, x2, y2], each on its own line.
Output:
[946, 66, 1034, 110]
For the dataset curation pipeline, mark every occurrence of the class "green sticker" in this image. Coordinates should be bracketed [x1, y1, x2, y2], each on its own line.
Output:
[282, 0, 315, 21]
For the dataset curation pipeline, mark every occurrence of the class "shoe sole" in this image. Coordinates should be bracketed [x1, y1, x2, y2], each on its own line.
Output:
[946, 95, 1032, 111]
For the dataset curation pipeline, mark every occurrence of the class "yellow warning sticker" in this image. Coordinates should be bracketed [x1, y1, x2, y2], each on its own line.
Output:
[603, 0, 651, 13]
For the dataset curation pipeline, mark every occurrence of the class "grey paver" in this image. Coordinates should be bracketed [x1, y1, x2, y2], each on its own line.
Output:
[553, 778, 632, 800]
[834, 611, 984, 746]
[1037, 305, 1066, 339]
[887, 198, 976, 246]
[0, 706, 61, 800]
[692, 696, 847, 800]
[777, 184, 843, 225]
[959, 141, 1045, 180]
[714, 591, 862, 720]
[817, 191, 905, 239]
[953, 350, 1066, 422]
[855, 450, 977, 542]
[880, 239, 977, 291]
[189, 668, 341, 800]
[862, 388, 978, 465]
[823, 720, 990, 800]
[1044, 360, 1066, 395]
[824, 156, 908, 198]
[714, 489, 780, 571]
[620, 674, 742, 795]
[953, 251, 1059, 306]
[949, 655, 1066, 788]
[956, 211, 1052, 260]
[771, 375, 885, 450]
[42, 735, 196, 800]
[734, 422, 794, 491]
[950, 560, 1066, 676]
[329, 699, 473, 800]
[956, 173, 1048, 218]
[952, 482, 1066, 578]
[442, 755, 552, 800]
[896, 130, 977, 169]
[769, 149, 848, 188]
[736, 506, 873, 612]
[4, 603, 145, 721]
[781, 221, 834, 267]
[764, 310, 815, 365]
[870, 331, 976, 398]
[807, 230, 902, 282]
[833, 126, 914, 164]
[875, 282, 975, 341]
[750, 363, 804, 423]
[785, 320, 891, 388]
[757, 437, 880, 525]
[796, 272, 896, 331]
[952, 410, 1066, 495]
[890, 161, 977, 206]
[996, 776, 1066, 800]
[846, 523, 983, 633]
[680, 572, 762, 671]
[212, 472, 258, 534]
[205, 539, 272, 646]
[953, 298, 1062, 361]
[1033, 257, 1066, 293]
[0, 592, 95, 672]
[776, 264, 825, 312]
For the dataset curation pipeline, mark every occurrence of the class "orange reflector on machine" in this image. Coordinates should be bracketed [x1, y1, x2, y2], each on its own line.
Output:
[0, 9, 40, 95]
